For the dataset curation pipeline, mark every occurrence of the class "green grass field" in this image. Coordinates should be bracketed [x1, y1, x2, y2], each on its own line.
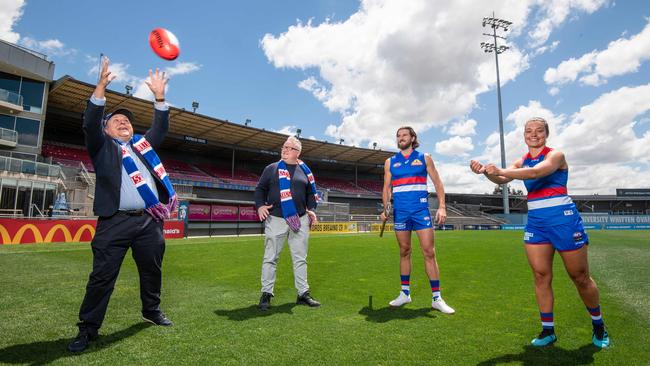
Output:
[0, 230, 648, 365]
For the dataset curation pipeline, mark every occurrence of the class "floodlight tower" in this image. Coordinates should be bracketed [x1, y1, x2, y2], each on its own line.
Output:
[481, 12, 512, 214]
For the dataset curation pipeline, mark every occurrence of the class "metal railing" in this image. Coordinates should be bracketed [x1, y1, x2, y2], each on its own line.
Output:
[0, 156, 61, 177]
[29, 203, 45, 218]
[0, 87, 23, 106]
[0, 127, 17, 143]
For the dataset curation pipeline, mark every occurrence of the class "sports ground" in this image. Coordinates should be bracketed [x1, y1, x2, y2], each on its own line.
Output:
[0, 230, 648, 365]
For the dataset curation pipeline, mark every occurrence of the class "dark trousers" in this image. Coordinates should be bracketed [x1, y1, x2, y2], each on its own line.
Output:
[77, 212, 165, 331]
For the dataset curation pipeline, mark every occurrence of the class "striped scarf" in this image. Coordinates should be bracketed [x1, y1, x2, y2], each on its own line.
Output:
[120, 134, 178, 221]
[278, 159, 318, 231]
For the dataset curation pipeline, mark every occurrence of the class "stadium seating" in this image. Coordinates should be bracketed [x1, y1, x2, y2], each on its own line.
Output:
[316, 177, 375, 194]
[357, 179, 383, 193]
[41, 142, 385, 193]
[163, 159, 215, 182]
[41, 142, 94, 171]
[195, 164, 259, 186]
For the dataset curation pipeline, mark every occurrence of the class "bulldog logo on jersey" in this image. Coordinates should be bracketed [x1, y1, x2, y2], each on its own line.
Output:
[573, 231, 583, 242]
[411, 159, 423, 166]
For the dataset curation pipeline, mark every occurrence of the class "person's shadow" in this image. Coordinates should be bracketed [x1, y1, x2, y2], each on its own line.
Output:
[0, 322, 150, 365]
[476, 343, 602, 366]
[214, 303, 297, 321]
[358, 306, 437, 323]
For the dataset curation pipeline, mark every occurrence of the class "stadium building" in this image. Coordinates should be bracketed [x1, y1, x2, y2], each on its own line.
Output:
[1, 40, 649, 241]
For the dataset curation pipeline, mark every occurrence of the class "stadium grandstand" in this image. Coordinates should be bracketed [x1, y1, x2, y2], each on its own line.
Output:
[1, 39, 649, 242]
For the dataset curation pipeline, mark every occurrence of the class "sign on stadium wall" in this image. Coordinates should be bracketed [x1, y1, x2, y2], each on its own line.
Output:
[581, 214, 650, 224]
[616, 189, 650, 197]
[188, 203, 259, 222]
[0, 219, 185, 244]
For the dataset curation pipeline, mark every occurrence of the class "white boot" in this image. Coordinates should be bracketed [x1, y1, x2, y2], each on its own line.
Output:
[432, 298, 455, 314]
[389, 292, 412, 307]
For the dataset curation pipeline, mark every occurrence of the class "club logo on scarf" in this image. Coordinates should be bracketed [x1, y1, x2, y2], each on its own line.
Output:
[133, 138, 153, 155]
[279, 169, 291, 179]
[154, 163, 167, 178]
[130, 172, 144, 186]
[280, 189, 292, 201]
[277, 159, 318, 232]
[121, 134, 178, 221]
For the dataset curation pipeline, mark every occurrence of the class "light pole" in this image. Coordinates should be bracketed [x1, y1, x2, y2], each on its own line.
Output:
[481, 12, 512, 214]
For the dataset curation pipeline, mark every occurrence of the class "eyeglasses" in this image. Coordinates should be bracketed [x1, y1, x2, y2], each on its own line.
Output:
[281, 145, 300, 152]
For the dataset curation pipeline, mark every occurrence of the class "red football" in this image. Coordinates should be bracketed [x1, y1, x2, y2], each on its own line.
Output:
[149, 28, 180, 61]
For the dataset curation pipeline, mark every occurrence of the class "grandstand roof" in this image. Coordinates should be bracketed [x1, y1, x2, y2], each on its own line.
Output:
[47, 76, 394, 168]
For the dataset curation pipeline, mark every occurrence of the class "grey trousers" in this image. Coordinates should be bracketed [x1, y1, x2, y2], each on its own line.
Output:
[261, 214, 310, 296]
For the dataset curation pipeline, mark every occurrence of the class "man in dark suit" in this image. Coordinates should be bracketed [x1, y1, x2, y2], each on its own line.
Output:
[68, 57, 175, 353]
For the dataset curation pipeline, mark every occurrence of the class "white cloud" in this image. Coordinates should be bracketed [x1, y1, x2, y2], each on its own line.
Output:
[435, 136, 474, 157]
[19, 36, 75, 56]
[434, 161, 498, 194]
[477, 84, 650, 194]
[87, 60, 201, 101]
[544, 51, 597, 85]
[261, 1, 607, 148]
[0, 0, 24, 43]
[273, 125, 299, 135]
[447, 119, 477, 136]
[262, 0, 539, 148]
[88, 62, 140, 85]
[164, 62, 201, 76]
[545, 19, 650, 87]
[131, 62, 202, 100]
[554, 83, 650, 166]
[0, 1, 75, 58]
[527, 0, 608, 47]
[533, 40, 560, 56]
[298, 76, 330, 104]
[548, 86, 560, 96]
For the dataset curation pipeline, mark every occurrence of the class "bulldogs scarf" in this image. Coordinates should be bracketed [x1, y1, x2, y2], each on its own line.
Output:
[120, 134, 178, 221]
[278, 159, 318, 231]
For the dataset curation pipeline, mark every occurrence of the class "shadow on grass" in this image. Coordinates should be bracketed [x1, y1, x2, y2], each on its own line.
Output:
[214, 303, 297, 321]
[0, 322, 150, 365]
[358, 306, 436, 323]
[476, 343, 602, 366]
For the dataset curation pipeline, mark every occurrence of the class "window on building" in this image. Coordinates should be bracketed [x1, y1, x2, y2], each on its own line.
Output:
[20, 78, 45, 113]
[0, 114, 14, 130]
[0, 71, 21, 95]
[15, 117, 40, 147]
[11, 152, 37, 161]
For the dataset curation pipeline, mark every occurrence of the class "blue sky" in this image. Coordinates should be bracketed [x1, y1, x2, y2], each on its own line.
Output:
[3, 0, 650, 194]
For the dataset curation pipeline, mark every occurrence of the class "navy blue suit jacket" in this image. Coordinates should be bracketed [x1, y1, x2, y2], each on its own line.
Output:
[83, 99, 170, 217]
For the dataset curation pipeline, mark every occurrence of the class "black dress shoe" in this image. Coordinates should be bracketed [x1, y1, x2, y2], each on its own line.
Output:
[259, 292, 273, 311]
[297, 292, 321, 307]
[67, 329, 98, 353]
[142, 313, 173, 326]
